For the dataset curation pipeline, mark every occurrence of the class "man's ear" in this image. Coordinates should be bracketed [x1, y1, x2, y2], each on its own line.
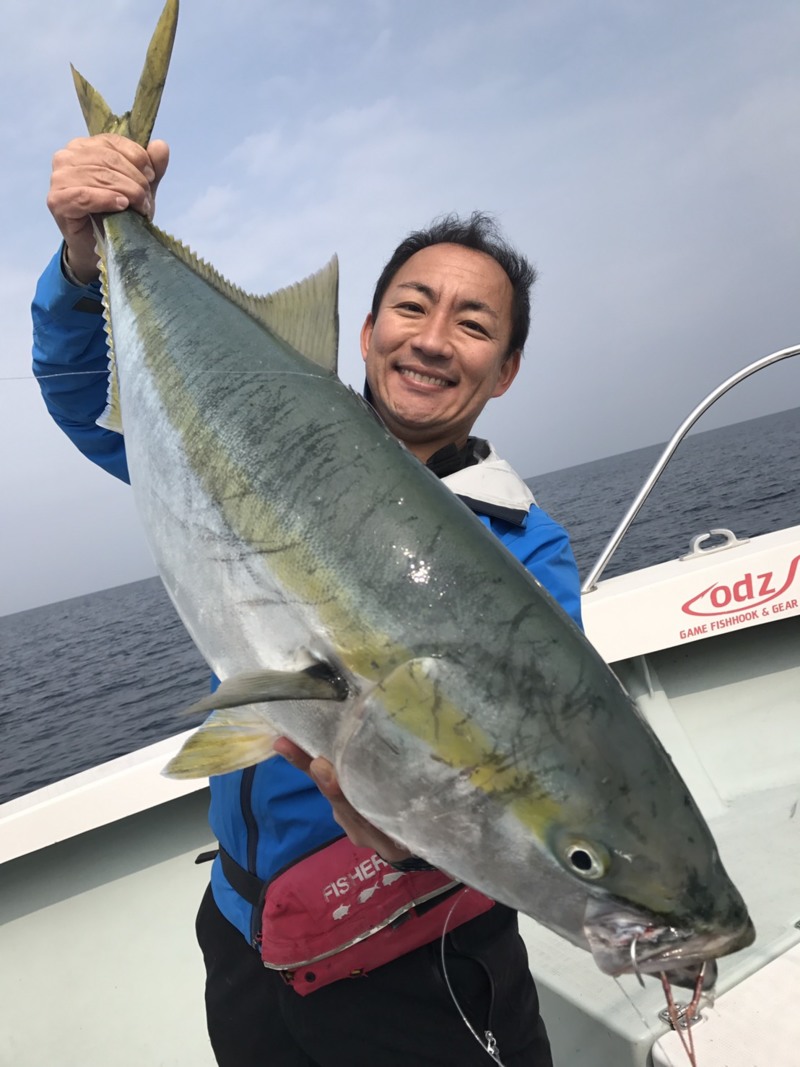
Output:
[492, 349, 522, 398]
[360, 314, 374, 363]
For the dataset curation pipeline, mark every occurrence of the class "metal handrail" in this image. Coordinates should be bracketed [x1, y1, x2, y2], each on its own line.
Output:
[581, 343, 800, 593]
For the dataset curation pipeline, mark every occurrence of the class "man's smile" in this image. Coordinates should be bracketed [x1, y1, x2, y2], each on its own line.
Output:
[398, 367, 456, 388]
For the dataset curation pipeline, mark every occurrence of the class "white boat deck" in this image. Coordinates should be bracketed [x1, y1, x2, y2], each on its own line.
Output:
[653, 940, 800, 1066]
[1, 788, 217, 1066]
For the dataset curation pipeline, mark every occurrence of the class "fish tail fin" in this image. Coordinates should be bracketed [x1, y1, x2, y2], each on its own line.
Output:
[163, 712, 280, 780]
[70, 0, 179, 145]
[70, 65, 116, 136]
[76, 0, 179, 432]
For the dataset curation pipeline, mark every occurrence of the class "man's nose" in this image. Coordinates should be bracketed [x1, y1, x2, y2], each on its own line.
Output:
[412, 311, 454, 358]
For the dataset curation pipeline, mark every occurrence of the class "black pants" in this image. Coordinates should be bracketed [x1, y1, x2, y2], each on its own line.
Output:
[196, 885, 553, 1066]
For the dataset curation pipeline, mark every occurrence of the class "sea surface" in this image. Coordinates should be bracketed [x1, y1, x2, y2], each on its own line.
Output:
[2, 406, 799, 805]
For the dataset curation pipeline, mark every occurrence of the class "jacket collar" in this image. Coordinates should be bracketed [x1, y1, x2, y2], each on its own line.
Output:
[439, 442, 534, 527]
[362, 381, 533, 526]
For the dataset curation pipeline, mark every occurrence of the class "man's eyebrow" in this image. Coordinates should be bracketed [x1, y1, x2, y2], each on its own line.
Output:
[395, 281, 436, 301]
[395, 281, 500, 320]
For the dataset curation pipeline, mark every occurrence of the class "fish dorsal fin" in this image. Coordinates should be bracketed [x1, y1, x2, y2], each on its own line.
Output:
[96, 216, 341, 433]
[94, 219, 340, 433]
[149, 223, 340, 373]
[248, 261, 340, 374]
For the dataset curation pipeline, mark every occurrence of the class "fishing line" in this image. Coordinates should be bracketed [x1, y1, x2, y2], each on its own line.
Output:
[5, 369, 333, 382]
[612, 973, 700, 1067]
[613, 973, 662, 1056]
[439, 893, 506, 1066]
[658, 972, 701, 1067]
[1, 372, 109, 382]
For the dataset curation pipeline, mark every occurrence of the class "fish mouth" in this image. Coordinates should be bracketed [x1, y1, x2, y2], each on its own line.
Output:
[583, 897, 756, 984]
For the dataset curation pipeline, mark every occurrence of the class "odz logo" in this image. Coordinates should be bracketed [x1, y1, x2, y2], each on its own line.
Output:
[682, 554, 800, 617]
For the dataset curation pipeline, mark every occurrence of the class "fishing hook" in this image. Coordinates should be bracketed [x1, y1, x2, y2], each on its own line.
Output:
[630, 936, 646, 988]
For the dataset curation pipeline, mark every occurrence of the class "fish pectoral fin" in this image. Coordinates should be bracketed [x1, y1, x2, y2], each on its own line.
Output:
[183, 664, 348, 717]
[162, 716, 279, 780]
[164, 665, 348, 779]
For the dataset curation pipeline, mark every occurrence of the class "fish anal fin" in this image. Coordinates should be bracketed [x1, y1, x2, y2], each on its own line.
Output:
[92, 221, 124, 434]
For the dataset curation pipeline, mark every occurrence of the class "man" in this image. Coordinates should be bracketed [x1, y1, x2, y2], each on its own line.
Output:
[34, 133, 582, 1066]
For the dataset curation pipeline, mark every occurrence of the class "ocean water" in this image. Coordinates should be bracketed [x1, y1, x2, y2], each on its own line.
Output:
[2, 406, 798, 805]
[531, 405, 800, 582]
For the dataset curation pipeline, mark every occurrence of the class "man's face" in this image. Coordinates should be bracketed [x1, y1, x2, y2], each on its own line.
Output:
[360, 243, 521, 462]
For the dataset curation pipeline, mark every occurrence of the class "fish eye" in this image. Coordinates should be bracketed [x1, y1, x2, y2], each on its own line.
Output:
[556, 835, 611, 881]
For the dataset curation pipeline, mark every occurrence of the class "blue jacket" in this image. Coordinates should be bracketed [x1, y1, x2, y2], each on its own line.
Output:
[32, 247, 583, 943]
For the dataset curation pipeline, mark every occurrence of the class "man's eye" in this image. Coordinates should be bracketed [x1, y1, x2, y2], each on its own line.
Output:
[463, 320, 488, 336]
[397, 302, 424, 314]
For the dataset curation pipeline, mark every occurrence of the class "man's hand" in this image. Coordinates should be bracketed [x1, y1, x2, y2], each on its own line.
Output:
[47, 133, 170, 284]
[272, 737, 413, 864]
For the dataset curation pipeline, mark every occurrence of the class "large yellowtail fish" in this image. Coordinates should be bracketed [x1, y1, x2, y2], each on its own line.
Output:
[75, 0, 753, 984]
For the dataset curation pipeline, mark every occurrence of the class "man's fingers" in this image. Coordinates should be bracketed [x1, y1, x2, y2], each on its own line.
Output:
[272, 736, 313, 772]
[47, 185, 129, 223]
[308, 757, 340, 796]
[49, 134, 166, 231]
[272, 737, 412, 862]
[148, 139, 170, 189]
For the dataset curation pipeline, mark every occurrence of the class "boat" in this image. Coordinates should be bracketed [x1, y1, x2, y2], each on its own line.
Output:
[2, 347, 798, 1066]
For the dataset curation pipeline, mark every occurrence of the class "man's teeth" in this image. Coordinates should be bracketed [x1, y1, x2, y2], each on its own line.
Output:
[399, 369, 451, 387]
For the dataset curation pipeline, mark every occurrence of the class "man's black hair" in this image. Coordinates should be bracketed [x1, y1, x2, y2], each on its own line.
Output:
[370, 211, 537, 358]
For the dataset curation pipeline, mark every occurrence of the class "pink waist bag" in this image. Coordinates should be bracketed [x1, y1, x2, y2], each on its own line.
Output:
[254, 837, 494, 995]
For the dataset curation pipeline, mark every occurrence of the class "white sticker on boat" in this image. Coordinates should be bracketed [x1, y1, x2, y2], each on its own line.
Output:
[677, 552, 800, 641]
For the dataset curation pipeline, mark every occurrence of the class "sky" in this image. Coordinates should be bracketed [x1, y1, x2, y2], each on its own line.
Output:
[1, 0, 799, 615]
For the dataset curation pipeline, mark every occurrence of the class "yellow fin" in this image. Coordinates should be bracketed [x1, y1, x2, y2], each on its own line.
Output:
[95, 216, 339, 430]
[129, 218, 340, 372]
[248, 259, 340, 373]
[163, 716, 279, 780]
[147, 223, 339, 373]
[75, 0, 338, 423]
[70, 0, 178, 144]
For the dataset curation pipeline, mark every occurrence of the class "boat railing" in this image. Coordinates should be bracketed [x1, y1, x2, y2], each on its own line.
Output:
[581, 343, 800, 593]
